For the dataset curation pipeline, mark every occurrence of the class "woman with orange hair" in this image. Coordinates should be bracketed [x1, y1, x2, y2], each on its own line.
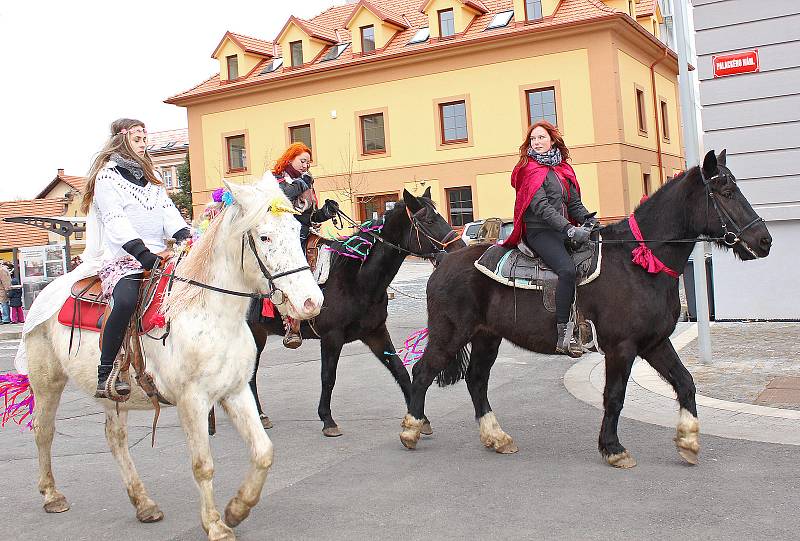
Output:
[502, 121, 597, 356]
[272, 142, 339, 347]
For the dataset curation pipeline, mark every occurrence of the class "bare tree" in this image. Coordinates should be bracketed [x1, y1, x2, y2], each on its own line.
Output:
[330, 135, 373, 223]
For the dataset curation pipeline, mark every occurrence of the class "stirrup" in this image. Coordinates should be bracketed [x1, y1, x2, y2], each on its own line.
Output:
[556, 322, 582, 359]
[283, 331, 302, 349]
[95, 359, 131, 401]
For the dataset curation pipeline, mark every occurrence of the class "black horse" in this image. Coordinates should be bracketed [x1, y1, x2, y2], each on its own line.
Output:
[249, 188, 465, 436]
[399, 150, 773, 467]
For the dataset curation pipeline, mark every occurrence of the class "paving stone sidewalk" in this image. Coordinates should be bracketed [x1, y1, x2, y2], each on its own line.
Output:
[680, 322, 800, 410]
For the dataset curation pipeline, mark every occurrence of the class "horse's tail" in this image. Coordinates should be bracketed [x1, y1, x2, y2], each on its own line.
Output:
[434, 345, 471, 387]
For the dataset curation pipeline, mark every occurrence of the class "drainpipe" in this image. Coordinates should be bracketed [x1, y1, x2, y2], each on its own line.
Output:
[649, 46, 669, 187]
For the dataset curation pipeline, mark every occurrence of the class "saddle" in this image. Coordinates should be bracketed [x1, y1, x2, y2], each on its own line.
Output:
[58, 264, 176, 442]
[474, 237, 602, 313]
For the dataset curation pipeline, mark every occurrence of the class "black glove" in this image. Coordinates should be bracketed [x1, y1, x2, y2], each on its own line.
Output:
[172, 227, 191, 243]
[567, 225, 592, 245]
[313, 199, 340, 222]
[122, 238, 161, 270]
[583, 212, 599, 228]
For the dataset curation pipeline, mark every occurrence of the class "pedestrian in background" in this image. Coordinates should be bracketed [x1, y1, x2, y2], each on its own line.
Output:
[8, 271, 24, 324]
[0, 262, 11, 324]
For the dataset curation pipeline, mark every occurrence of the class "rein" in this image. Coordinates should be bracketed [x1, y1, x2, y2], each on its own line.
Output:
[334, 208, 456, 262]
[154, 231, 309, 304]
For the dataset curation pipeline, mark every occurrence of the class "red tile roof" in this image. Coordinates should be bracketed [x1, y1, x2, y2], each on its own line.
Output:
[276, 15, 339, 45]
[147, 128, 189, 154]
[344, 0, 409, 30]
[636, 0, 658, 17]
[212, 31, 274, 59]
[35, 171, 87, 199]
[420, 0, 489, 14]
[168, 0, 668, 105]
[0, 198, 69, 249]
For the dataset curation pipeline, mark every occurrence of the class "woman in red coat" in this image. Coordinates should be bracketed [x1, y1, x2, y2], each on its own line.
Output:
[502, 121, 597, 355]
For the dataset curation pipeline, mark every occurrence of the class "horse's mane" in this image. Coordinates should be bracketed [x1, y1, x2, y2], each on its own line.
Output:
[162, 177, 291, 317]
[601, 167, 694, 236]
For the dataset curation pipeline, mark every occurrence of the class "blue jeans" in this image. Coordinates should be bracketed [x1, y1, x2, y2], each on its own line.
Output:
[0, 302, 10, 323]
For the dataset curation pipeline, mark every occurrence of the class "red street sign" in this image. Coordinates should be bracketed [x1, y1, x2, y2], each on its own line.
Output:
[713, 50, 760, 78]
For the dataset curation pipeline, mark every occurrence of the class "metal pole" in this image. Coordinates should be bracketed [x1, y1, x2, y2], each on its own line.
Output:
[673, 0, 712, 363]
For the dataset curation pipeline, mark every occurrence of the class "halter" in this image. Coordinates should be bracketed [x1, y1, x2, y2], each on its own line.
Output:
[335, 206, 459, 262]
[700, 166, 763, 255]
[158, 231, 309, 304]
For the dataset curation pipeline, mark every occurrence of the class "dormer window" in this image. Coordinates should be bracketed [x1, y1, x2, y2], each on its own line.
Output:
[226, 55, 239, 80]
[361, 25, 376, 53]
[525, 0, 543, 21]
[290, 41, 303, 67]
[438, 9, 455, 37]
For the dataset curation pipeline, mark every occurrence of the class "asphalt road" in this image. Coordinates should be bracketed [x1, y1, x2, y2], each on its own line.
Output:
[1, 261, 797, 540]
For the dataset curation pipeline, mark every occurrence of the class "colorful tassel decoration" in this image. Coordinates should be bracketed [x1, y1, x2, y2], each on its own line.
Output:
[0, 374, 34, 430]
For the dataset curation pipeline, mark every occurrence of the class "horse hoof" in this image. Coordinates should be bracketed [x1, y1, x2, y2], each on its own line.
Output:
[224, 497, 250, 528]
[495, 441, 519, 454]
[43, 495, 70, 513]
[208, 520, 236, 541]
[400, 432, 418, 449]
[421, 420, 433, 436]
[677, 445, 699, 465]
[136, 503, 164, 523]
[322, 426, 342, 437]
[606, 450, 637, 469]
[260, 415, 273, 430]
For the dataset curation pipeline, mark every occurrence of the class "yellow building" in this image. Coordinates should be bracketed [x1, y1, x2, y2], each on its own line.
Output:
[167, 0, 683, 228]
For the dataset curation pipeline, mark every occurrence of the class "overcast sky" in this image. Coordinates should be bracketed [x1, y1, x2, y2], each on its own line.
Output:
[0, 0, 345, 201]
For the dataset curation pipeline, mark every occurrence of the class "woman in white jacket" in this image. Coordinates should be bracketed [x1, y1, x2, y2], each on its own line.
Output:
[79, 118, 190, 398]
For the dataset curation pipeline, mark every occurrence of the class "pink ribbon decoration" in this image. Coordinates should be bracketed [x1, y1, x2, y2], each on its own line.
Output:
[392, 328, 429, 366]
[628, 214, 679, 279]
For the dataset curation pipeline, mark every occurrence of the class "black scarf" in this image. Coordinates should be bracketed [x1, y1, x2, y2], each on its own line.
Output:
[527, 146, 563, 167]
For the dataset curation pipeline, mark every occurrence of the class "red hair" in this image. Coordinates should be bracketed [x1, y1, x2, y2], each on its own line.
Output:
[517, 120, 570, 168]
[272, 143, 312, 176]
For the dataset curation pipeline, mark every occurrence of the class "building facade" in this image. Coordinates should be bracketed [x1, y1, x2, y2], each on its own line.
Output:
[147, 128, 190, 194]
[168, 0, 682, 232]
[693, 0, 800, 319]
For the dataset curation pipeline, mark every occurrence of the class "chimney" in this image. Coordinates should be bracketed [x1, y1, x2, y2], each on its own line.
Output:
[57, 168, 65, 177]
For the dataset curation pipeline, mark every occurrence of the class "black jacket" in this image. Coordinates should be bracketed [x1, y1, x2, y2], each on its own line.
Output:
[8, 278, 22, 307]
[277, 172, 330, 239]
[524, 169, 591, 234]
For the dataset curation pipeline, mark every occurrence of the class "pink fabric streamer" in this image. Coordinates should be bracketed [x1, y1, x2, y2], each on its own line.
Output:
[628, 215, 679, 279]
[0, 374, 34, 430]
[394, 328, 429, 366]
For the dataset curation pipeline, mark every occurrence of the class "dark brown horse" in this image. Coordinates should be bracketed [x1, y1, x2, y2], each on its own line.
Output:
[399, 150, 773, 467]
[249, 188, 465, 436]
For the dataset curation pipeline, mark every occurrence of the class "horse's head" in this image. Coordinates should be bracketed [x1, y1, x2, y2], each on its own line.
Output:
[397, 187, 466, 259]
[225, 178, 323, 319]
[693, 149, 772, 260]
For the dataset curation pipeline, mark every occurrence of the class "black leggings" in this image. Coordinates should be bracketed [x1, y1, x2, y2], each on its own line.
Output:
[525, 230, 576, 324]
[99, 273, 142, 367]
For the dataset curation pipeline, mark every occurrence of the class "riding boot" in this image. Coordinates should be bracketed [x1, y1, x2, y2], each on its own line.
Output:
[555, 323, 582, 358]
[283, 317, 302, 349]
[95, 361, 131, 399]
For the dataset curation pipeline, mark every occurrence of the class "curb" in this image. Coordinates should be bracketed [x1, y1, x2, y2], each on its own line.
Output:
[0, 332, 21, 341]
[563, 324, 800, 446]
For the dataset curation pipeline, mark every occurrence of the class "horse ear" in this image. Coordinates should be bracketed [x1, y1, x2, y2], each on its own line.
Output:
[403, 189, 423, 213]
[422, 186, 432, 199]
[702, 149, 718, 179]
[718, 149, 727, 167]
[222, 180, 249, 209]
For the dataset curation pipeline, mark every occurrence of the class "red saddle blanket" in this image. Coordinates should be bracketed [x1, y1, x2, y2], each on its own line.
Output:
[57, 264, 173, 334]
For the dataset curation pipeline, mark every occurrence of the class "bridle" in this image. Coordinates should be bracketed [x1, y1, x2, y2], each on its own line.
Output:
[157, 231, 309, 305]
[334, 205, 460, 262]
[700, 166, 763, 255]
